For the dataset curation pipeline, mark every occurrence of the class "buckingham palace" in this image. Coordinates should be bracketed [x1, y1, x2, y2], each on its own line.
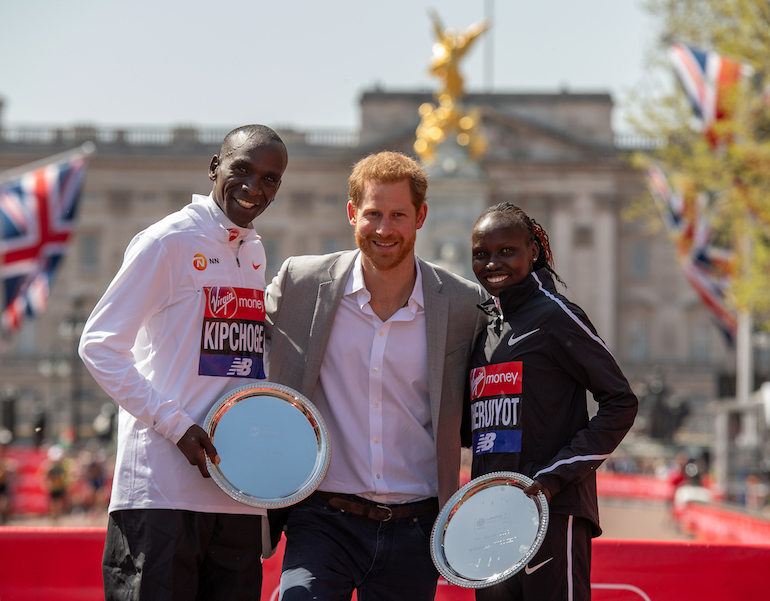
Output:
[0, 88, 751, 445]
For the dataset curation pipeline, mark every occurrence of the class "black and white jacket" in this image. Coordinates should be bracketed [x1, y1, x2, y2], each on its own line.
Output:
[464, 268, 638, 535]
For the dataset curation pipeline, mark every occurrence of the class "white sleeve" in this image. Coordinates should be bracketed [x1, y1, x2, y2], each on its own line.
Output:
[78, 233, 196, 443]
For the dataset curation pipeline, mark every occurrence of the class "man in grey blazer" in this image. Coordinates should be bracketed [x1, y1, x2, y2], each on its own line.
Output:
[265, 151, 486, 601]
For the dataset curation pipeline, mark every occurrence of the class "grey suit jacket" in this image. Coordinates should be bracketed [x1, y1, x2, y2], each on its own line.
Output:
[265, 250, 487, 505]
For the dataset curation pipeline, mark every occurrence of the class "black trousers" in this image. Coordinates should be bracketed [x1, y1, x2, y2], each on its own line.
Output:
[476, 513, 593, 601]
[103, 509, 263, 601]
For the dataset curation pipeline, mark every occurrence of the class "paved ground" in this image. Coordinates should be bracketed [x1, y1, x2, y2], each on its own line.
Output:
[4, 498, 695, 541]
[4, 509, 109, 528]
[598, 497, 693, 540]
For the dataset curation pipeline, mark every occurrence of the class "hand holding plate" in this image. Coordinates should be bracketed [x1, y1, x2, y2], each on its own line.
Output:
[524, 479, 551, 503]
[177, 424, 220, 478]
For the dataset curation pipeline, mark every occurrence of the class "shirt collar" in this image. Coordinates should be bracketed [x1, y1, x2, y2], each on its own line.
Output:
[201, 194, 258, 244]
[346, 251, 425, 312]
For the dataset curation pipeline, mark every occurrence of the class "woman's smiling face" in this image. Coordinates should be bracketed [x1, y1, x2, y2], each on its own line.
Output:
[471, 215, 538, 296]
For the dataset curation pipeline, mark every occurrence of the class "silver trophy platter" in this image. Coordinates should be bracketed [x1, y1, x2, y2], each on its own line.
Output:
[431, 471, 549, 588]
[204, 382, 331, 509]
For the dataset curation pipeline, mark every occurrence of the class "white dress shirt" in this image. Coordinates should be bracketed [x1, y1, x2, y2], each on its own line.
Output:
[312, 252, 436, 503]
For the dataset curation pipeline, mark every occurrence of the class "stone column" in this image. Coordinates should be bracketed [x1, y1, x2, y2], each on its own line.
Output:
[593, 195, 618, 349]
[416, 141, 491, 279]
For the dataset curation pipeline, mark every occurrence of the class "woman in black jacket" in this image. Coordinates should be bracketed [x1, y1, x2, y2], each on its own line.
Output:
[467, 202, 638, 601]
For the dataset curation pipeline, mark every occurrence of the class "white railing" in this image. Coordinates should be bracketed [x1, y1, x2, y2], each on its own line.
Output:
[0, 124, 359, 148]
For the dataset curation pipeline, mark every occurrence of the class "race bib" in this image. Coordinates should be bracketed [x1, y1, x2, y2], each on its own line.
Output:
[199, 287, 265, 379]
[469, 361, 523, 455]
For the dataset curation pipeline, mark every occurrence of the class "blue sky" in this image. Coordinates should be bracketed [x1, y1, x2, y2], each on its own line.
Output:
[0, 1, 658, 131]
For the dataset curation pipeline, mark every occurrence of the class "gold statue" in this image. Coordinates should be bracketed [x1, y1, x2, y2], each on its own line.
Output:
[429, 11, 489, 103]
[415, 11, 489, 164]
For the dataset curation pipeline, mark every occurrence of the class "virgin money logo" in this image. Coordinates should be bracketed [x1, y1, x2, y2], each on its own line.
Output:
[470, 367, 486, 399]
[208, 287, 238, 318]
[193, 254, 207, 271]
[470, 361, 523, 400]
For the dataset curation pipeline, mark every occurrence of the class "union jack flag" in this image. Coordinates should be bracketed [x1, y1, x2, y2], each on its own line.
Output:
[0, 145, 92, 339]
[667, 42, 748, 147]
[646, 164, 737, 341]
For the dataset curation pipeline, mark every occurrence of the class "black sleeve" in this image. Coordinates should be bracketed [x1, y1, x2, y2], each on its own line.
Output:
[534, 307, 638, 498]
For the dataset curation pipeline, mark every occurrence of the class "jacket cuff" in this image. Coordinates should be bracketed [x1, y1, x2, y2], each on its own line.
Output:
[535, 473, 561, 499]
[162, 414, 197, 445]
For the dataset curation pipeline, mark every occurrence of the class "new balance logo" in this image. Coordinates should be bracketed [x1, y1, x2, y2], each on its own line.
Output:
[226, 357, 253, 376]
[475, 432, 497, 453]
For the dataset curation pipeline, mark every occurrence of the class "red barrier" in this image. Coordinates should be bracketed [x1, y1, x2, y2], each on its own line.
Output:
[677, 502, 770, 545]
[591, 539, 770, 601]
[4, 448, 51, 514]
[2, 528, 770, 600]
[0, 527, 106, 601]
[596, 472, 675, 502]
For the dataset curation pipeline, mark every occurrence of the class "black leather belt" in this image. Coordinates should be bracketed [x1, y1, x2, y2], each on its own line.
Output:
[314, 491, 439, 522]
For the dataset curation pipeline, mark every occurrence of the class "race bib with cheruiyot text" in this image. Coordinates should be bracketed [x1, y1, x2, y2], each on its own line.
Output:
[469, 361, 523, 455]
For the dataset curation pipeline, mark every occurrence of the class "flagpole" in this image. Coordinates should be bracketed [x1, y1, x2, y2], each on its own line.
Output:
[0, 142, 95, 184]
[736, 310, 753, 405]
[484, 0, 494, 91]
[736, 229, 753, 407]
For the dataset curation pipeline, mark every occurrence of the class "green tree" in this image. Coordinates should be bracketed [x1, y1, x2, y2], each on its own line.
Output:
[627, 0, 770, 317]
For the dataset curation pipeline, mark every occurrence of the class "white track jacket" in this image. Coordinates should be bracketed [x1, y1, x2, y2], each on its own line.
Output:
[79, 194, 268, 515]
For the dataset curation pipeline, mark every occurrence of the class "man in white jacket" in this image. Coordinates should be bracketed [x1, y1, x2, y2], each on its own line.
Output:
[79, 124, 287, 600]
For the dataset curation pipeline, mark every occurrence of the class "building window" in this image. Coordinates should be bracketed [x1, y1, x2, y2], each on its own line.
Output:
[322, 194, 341, 207]
[321, 237, 343, 254]
[629, 240, 650, 278]
[108, 190, 132, 215]
[262, 238, 281, 280]
[14, 319, 37, 356]
[291, 192, 313, 210]
[78, 233, 100, 274]
[573, 224, 593, 248]
[81, 193, 100, 205]
[690, 323, 711, 363]
[626, 320, 649, 363]
[169, 191, 189, 208]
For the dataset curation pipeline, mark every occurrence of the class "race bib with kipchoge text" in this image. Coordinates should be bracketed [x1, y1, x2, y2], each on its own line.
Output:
[199, 286, 265, 379]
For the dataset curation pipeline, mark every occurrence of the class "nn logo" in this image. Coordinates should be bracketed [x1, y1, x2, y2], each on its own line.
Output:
[193, 254, 207, 271]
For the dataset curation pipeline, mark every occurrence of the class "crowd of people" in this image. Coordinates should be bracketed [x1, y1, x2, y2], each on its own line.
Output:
[0, 442, 112, 524]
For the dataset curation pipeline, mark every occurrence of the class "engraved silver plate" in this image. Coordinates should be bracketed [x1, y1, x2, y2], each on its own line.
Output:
[204, 382, 331, 509]
[430, 471, 549, 588]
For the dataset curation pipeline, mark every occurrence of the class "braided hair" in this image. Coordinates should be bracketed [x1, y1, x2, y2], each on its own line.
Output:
[474, 202, 565, 285]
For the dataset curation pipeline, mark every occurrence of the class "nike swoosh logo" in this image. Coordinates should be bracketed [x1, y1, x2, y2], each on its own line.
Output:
[252, 262, 261, 270]
[508, 328, 540, 347]
[524, 557, 553, 575]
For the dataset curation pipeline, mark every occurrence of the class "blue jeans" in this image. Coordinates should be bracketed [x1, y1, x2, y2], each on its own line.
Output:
[279, 493, 439, 601]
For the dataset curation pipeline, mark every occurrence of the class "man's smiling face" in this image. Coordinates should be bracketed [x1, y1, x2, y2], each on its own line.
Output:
[348, 179, 427, 272]
[209, 133, 287, 227]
